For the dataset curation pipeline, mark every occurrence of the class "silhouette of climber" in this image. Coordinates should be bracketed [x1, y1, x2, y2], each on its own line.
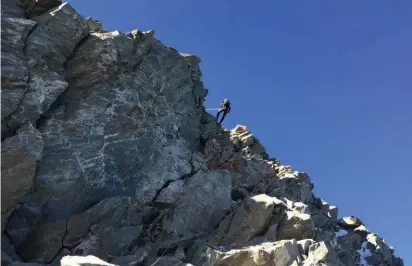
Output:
[216, 99, 231, 124]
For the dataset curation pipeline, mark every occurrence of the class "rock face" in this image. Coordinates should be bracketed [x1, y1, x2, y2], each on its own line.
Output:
[170, 170, 232, 237]
[219, 194, 275, 245]
[189, 240, 300, 266]
[1, 2, 403, 266]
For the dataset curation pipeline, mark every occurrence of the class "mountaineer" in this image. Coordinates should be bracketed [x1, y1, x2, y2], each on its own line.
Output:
[216, 99, 231, 124]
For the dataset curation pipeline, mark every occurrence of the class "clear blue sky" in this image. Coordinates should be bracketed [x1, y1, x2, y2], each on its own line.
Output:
[69, 0, 411, 262]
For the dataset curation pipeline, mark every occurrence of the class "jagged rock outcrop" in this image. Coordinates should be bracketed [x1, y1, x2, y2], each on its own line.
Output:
[1, 1, 403, 266]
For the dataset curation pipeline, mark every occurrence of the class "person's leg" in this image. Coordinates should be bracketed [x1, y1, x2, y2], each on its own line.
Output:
[219, 110, 227, 124]
[216, 109, 223, 121]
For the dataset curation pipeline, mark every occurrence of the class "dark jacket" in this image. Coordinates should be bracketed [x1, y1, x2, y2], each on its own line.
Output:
[220, 101, 231, 113]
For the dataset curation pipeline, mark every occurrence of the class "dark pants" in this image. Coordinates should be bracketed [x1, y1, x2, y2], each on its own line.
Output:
[216, 108, 228, 124]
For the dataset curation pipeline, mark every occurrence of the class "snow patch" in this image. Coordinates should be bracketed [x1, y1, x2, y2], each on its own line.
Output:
[335, 229, 348, 237]
[357, 241, 372, 266]
[302, 261, 312, 266]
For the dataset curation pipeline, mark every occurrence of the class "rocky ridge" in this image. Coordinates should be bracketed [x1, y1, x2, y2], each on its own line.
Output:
[1, 1, 404, 265]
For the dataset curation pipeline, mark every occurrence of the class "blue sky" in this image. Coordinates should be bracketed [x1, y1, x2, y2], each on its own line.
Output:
[69, 0, 411, 262]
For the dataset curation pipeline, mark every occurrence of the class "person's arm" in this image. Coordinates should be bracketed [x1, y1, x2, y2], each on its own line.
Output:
[228, 106, 231, 113]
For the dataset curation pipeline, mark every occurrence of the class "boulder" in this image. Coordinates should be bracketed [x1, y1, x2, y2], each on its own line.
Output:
[354, 225, 369, 238]
[264, 203, 287, 242]
[277, 210, 315, 241]
[306, 241, 343, 266]
[220, 194, 275, 245]
[231, 125, 247, 134]
[171, 170, 232, 236]
[190, 240, 300, 266]
[297, 239, 315, 255]
[338, 216, 363, 229]
[267, 170, 313, 204]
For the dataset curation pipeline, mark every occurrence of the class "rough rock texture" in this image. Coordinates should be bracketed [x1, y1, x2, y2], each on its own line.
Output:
[18, 220, 67, 263]
[189, 239, 300, 266]
[1, 122, 41, 232]
[218, 194, 275, 245]
[1, 2, 403, 266]
[277, 209, 315, 241]
[170, 170, 232, 237]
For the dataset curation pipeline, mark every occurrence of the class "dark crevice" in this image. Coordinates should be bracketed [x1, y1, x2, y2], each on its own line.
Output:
[64, 33, 91, 66]
[47, 218, 68, 264]
[34, 34, 92, 130]
[151, 153, 199, 205]
[22, 23, 38, 58]
[231, 190, 246, 202]
[151, 179, 177, 204]
[17, 23, 38, 113]
[7, 32, 91, 133]
[3, 230, 14, 246]
[128, 37, 142, 73]
[77, 199, 102, 215]
[2, 22, 38, 136]
[2, 230, 25, 262]
[34, 114, 47, 129]
[1, 120, 16, 141]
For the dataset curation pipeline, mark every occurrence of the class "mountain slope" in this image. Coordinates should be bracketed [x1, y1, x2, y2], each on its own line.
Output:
[1, 1, 403, 265]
